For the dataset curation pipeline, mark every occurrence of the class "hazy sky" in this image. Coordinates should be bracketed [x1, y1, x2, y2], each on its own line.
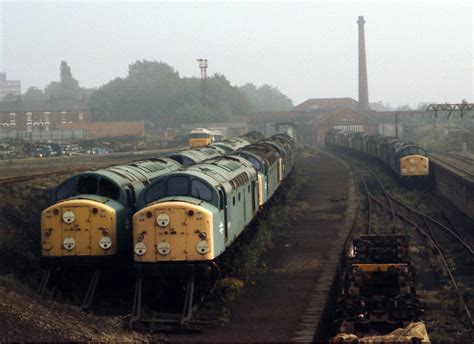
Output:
[0, 1, 472, 107]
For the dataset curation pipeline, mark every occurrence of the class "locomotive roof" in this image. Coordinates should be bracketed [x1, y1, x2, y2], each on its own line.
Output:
[184, 155, 256, 187]
[78, 158, 181, 186]
[167, 146, 223, 165]
[240, 131, 265, 143]
[190, 128, 210, 133]
[269, 134, 294, 149]
[52, 158, 182, 204]
[241, 142, 280, 161]
[263, 138, 286, 156]
[138, 155, 257, 208]
[143, 155, 255, 193]
[210, 137, 251, 153]
[333, 130, 426, 155]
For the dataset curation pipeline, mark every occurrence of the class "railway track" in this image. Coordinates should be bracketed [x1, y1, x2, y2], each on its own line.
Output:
[0, 147, 182, 185]
[439, 151, 474, 165]
[335, 150, 474, 327]
[0, 170, 76, 185]
[429, 152, 474, 178]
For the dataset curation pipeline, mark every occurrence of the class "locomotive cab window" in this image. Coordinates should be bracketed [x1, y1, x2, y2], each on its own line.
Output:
[409, 147, 418, 154]
[99, 179, 120, 200]
[145, 180, 165, 203]
[78, 175, 98, 194]
[168, 176, 189, 196]
[191, 180, 213, 202]
[190, 133, 210, 139]
[55, 179, 76, 200]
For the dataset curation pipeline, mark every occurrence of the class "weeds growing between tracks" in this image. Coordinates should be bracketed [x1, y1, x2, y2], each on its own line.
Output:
[340, 152, 474, 342]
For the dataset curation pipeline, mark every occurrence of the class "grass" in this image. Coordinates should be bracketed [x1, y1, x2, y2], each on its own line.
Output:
[203, 153, 302, 324]
[346, 156, 474, 341]
[0, 174, 69, 286]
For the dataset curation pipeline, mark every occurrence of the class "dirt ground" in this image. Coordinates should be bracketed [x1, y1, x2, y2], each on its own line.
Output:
[0, 149, 353, 342]
[0, 274, 157, 342]
[164, 149, 354, 342]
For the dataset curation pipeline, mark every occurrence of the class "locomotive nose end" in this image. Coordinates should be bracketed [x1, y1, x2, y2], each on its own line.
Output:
[133, 201, 214, 262]
[41, 200, 117, 257]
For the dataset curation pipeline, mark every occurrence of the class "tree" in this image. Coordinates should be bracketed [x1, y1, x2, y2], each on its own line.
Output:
[60, 61, 79, 89]
[396, 104, 413, 111]
[23, 87, 45, 102]
[88, 60, 293, 124]
[239, 83, 293, 112]
[2, 93, 18, 102]
[45, 61, 83, 99]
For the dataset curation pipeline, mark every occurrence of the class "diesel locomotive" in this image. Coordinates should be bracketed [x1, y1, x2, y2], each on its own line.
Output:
[39, 132, 261, 304]
[130, 133, 295, 323]
[133, 133, 294, 264]
[40, 158, 182, 262]
[325, 129, 429, 179]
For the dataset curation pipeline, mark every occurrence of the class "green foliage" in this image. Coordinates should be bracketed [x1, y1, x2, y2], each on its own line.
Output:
[2, 93, 18, 102]
[44, 61, 87, 100]
[88, 60, 293, 124]
[23, 87, 45, 102]
[239, 83, 293, 112]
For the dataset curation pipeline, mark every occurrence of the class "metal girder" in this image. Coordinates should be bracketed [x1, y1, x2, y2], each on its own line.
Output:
[426, 103, 474, 118]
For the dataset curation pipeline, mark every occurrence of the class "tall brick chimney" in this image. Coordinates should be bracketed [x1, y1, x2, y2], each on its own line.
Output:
[357, 16, 369, 111]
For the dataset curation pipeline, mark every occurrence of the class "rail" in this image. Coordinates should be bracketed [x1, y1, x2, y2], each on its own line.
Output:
[429, 152, 474, 179]
[329, 148, 474, 326]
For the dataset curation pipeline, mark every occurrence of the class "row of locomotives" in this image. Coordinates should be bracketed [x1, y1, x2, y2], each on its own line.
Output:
[331, 234, 430, 343]
[324, 129, 429, 184]
[167, 146, 225, 167]
[188, 128, 263, 149]
[39, 158, 183, 307]
[130, 134, 295, 328]
[38, 134, 258, 308]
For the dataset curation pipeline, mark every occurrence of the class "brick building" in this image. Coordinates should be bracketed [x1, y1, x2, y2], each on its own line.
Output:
[0, 99, 90, 132]
[293, 97, 360, 111]
[234, 98, 379, 145]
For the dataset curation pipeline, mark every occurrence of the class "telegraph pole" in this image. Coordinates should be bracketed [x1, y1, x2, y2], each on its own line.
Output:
[197, 59, 208, 123]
